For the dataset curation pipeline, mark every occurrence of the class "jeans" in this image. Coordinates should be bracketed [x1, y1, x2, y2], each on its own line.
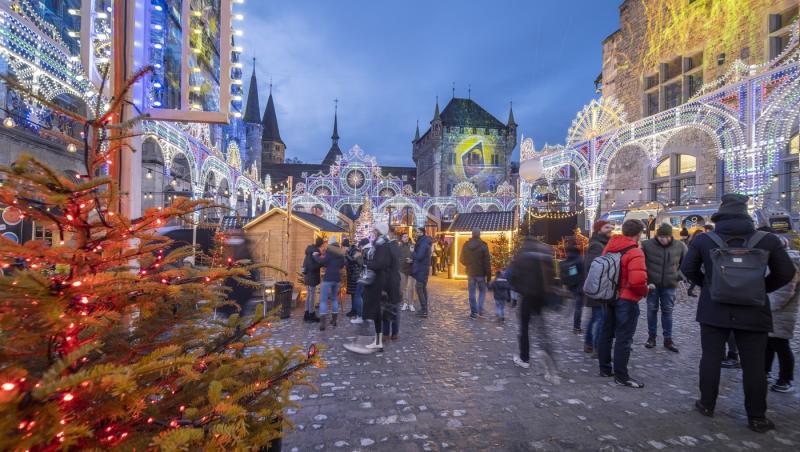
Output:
[571, 288, 584, 330]
[766, 337, 794, 382]
[318, 281, 340, 315]
[468, 276, 487, 315]
[646, 287, 676, 339]
[495, 296, 506, 318]
[518, 296, 551, 362]
[584, 305, 603, 348]
[416, 280, 429, 313]
[598, 299, 640, 381]
[400, 273, 415, 305]
[353, 283, 364, 317]
[699, 324, 768, 418]
[305, 285, 318, 313]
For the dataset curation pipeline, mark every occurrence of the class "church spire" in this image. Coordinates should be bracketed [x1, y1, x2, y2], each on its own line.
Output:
[322, 100, 342, 167]
[432, 96, 441, 123]
[507, 101, 517, 128]
[261, 84, 283, 145]
[413, 119, 420, 142]
[243, 58, 261, 124]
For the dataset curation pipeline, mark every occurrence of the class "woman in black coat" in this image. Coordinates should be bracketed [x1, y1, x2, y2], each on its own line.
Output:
[343, 238, 361, 317]
[363, 223, 393, 351]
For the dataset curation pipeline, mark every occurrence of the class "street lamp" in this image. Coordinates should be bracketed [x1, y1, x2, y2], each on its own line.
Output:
[3, 116, 15, 128]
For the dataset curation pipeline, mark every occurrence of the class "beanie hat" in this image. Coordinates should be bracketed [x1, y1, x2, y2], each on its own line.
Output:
[592, 220, 610, 234]
[711, 193, 750, 222]
[656, 223, 673, 237]
[374, 222, 389, 236]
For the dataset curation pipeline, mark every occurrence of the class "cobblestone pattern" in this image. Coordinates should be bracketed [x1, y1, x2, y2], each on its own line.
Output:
[264, 277, 800, 451]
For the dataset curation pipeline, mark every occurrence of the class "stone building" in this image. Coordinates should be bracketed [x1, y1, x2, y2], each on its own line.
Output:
[413, 97, 517, 196]
[596, 0, 800, 215]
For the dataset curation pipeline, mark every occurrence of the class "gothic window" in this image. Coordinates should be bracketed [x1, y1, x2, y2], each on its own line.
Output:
[651, 154, 697, 205]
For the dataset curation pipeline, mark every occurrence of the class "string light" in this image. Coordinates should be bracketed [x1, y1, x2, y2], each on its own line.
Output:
[3, 116, 15, 128]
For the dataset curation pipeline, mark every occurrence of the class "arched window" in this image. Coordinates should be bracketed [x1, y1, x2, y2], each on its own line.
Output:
[651, 154, 697, 205]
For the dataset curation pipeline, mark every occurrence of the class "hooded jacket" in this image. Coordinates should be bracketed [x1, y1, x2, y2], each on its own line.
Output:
[411, 235, 433, 282]
[302, 244, 322, 286]
[313, 242, 346, 283]
[641, 237, 687, 288]
[460, 237, 491, 278]
[680, 216, 796, 332]
[769, 249, 800, 339]
[603, 235, 648, 302]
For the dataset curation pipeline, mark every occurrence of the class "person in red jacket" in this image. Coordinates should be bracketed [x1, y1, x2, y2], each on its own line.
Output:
[597, 219, 649, 388]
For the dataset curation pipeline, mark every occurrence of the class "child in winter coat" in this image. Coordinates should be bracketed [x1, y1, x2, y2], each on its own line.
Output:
[765, 239, 800, 393]
[489, 269, 512, 322]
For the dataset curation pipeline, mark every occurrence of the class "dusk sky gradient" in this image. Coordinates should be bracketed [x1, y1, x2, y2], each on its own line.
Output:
[239, 1, 621, 166]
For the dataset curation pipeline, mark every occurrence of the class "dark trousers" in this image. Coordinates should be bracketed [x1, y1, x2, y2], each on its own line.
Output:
[598, 299, 640, 381]
[699, 324, 768, 418]
[518, 296, 551, 363]
[571, 288, 583, 330]
[766, 337, 794, 382]
[726, 332, 738, 359]
[415, 280, 429, 313]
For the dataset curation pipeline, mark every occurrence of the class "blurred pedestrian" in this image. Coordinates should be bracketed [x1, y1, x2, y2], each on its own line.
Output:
[642, 223, 687, 353]
[461, 227, 491, 319]
[765, 237, 799, 393]
[559, 239, 585, 334]
[412, 226, 433, 318]
[398, 232, 416, 312]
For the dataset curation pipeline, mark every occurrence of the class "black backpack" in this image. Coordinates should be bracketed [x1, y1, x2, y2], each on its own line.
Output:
[559, 257, 582, 289]
[706, 231, 770, 306]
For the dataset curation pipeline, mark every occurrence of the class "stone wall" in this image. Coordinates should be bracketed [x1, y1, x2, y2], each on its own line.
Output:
[601, 144, 649, 209]
[0, 128, 84, 175]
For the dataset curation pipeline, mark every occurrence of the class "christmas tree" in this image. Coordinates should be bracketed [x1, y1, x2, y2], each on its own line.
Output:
[490, 233, 513, 273]
[354, 196, 373, 241]
[0, 70, 320, 450]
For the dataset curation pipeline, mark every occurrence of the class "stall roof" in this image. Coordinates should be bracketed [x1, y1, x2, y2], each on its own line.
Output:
[448, 211, 515, 232]
[243, 208, 347, 233]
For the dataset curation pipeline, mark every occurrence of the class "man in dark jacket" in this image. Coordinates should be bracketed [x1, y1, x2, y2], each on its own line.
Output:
[560, 241, 585, 334]
[681, 194, 796, 433]
[411, 226, 432, 317]
[642, 223, 687, 352]
[302, 237, 324, 323]
[460, 228, 491, 319]
[313, 236, 346, 330]
[583, 220, 612, 354]
[398, 232, 415, 312]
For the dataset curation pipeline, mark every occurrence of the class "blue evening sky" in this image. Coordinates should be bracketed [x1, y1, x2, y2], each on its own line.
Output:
[239, 1, 621, 166]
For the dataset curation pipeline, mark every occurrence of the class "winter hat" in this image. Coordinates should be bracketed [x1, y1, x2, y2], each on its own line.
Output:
[374, 222, 389, 236]
[592, 220, 610, 234]
[711, 193, 750, 222]
[328, 235, 338, 245]
[656, 223, 673, 237]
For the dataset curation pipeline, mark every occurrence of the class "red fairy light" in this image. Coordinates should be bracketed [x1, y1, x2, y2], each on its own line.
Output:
[1, 382, 15, 391]
[161, 279, 168, 284]
[62, 393, 74, 402]
[120, 432, 128, 439]
[179, 405, 185, 412]
[65, 336, 72, 341]
[66, 214, 74, 221]
[79, 203, 86, 209]
[108, 212, 114, 217]
[169, 420, 178, 428]
[205, 277, 210, 282]
[59, 419, 66, 425]
[146, 417, 154, 424]
[106, 435, 114, 441]
[72, 281, 82, 287]
[80, 296, 89, 304]
[105, 426, 112, 432]
[18, 421, 27, 429]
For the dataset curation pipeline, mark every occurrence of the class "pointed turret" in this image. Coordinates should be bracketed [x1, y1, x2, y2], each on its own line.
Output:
[243, 59, 261, 124]
[322, 103, 342, 167]
[413, 120, 420, 143]
[507, 101, 517, 128]
[261, 89, 283, 145]
[431, 96, 441, 123]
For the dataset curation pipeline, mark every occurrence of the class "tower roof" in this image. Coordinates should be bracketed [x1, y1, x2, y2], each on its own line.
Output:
[322, 107, 342, 166]
[439, 98, 506, 129]
[431, 97, 441, 123]
[243, 60, 261, 123]
[413, 120, 420, 142]
[507, 101, 517, 127]
[261, 90, 283, 145]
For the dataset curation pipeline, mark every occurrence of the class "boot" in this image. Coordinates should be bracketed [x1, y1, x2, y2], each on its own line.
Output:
[664, 338, 679, 353]
[365, 333, 383, 351]
[331, 313, 338, 328]
[303, 311, 310, 322]
[345, 310, 356, 318]
[309, 312, 320, 323]
[319, 314, 328, 331]
[645, 336, 656, 348]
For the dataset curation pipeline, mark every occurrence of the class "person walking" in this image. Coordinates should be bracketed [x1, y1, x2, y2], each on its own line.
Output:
[461, 228, 491, 319]
[489, 268, 511, 322]
[583, 220, 613, 355]
[509, 235, 560, 383]
[681, 194, 795, 433]
[398, 232, 416, 312]
[441, 239, 451, 274]
[597, 219, 648, 388]
[302, 237, 324, 323]
[642, 223, 687, 353]
[411, 226, 432, 317]
[314, 236, 346, 331]
[344, 238, 362, 319]
[765, 237, 799, 393]
[645, 214, 656, 239]
[559, 240, 585, 334]
[431, 239, 442, 276]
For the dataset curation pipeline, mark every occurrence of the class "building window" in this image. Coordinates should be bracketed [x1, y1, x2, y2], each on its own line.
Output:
[650, 154, 697, 205]
[769, 7, 799, 59]
[663, 82, 682, 109]
[33, 223, 53, 246]
[644, 52, 703, 116]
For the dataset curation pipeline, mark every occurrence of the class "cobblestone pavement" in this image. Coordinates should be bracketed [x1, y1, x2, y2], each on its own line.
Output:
[264, 276, 800, 451]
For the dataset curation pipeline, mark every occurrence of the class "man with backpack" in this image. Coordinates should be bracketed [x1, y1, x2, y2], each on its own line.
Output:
[681, 194, 795, 433]
[587, 219, 648, 388]
[642, 223, 687, 353]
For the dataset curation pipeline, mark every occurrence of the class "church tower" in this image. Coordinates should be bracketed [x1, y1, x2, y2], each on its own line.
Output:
[321, 103, 342, 167]
[243, 60, 263, 171]
[261, 83, 286, 172]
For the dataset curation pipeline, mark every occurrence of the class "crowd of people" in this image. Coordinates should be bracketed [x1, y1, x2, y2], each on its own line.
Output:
[297, 193, 799, 434]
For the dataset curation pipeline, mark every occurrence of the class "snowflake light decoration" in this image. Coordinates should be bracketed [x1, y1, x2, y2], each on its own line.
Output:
[566, 97, 627, 147]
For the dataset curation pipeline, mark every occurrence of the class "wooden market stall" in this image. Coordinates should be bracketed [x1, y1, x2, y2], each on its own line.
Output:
[448, 211, 516, 279]
[242, 208, 349, 282]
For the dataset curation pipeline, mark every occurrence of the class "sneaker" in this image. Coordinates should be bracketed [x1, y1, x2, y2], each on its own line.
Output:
[513, 355, 530, 369]
[771, 380, 794, 393]
[721, 358, 741, 369]
[401, 303, 409, 311]
[598, 370, 615, 378]
[584, 344, 593, 354]
[694, 399, 714, 417]
[614, 377, 645, 388]
[748, 417, 776, 433]
[470, 313, 477, 320]
[350, 316, 364, 324]
[644, 336, 656, 349]
[409, 304, 416, 312]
